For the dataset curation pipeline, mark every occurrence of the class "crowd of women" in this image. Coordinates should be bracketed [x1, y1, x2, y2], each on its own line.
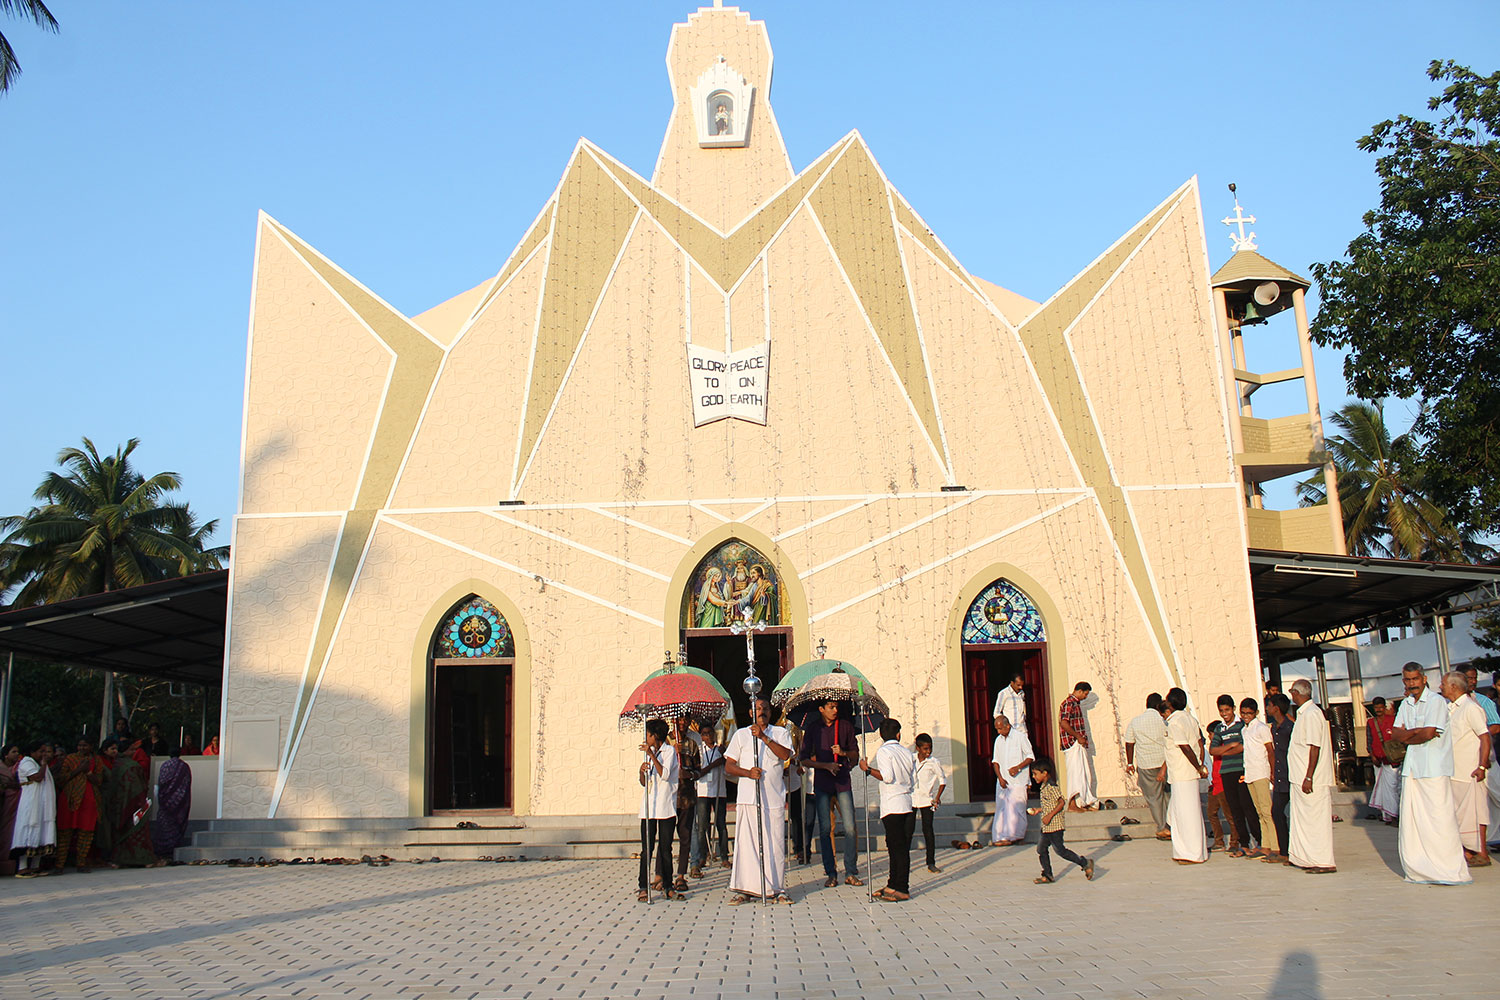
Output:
[1, 730, 198, 878]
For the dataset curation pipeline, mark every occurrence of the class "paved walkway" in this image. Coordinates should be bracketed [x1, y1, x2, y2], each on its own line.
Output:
[0, 821, 1481, 999]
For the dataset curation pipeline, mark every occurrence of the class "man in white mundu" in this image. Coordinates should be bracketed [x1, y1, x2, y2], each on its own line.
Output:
[723, 697, 794, 903]
[1059, 682, 1099, 810]
[1391, 662, 1471, 885]
[1441, 671, 1491, 864]
[1162, 688, 1208, 864]
[1458, 664, 1500, 855]
[990, 714, 1034, 846]
[1286, 681, 1336, 873]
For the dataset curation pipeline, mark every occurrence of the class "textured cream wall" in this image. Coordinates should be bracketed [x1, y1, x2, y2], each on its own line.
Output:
[224, 6, 1262, 818]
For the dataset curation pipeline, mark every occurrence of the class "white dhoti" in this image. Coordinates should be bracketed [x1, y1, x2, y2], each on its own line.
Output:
[1488, 766, 1500, 846]
[1399, 775, 1471, 885]
[1452, 776, 1485, 854]
[729, 804, 786, 897]
[1168, 780, 1207, 862]
[1288, 786, 1335, 869]
[1063, 742, 1098, 807]
[992, 778, 1028, 843]
[1369, 764, 1400, 820]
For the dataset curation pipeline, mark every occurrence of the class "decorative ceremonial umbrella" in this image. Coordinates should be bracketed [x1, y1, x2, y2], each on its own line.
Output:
[772, 657, 872, 708]
[618, 668, 731, 730]
[643, 664, 737, 720]
[782, 666, 889, 733]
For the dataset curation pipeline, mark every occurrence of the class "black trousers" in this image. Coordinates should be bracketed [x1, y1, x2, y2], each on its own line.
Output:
[789, 790, 805, 859]
[1037, 830, 1086, 878]
[674, 798, 695, 876]
[882, 811, 915, 894]
[1271, 788, 1290, 856]
[918, 806, 937, 867]
[638, 818, 675, 891]
[1220, 774, 1253, 849]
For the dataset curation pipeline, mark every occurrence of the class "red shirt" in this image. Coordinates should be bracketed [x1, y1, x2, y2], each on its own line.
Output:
[1367, 715, 1394, 765]
[1059, 696, 1084, 750]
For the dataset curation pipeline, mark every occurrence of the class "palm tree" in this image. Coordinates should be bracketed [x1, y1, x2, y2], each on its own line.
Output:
[1, 0, 58, 93]
[0, 437, 227, 605]
[1298, 401, 1492, 562]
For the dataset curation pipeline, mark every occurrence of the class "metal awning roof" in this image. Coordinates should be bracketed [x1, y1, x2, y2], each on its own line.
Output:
[0, 570, 229, 685]
[1249, 548, 1500, 643]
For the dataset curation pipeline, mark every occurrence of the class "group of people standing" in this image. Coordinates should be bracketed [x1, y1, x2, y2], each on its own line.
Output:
[2, 728, 198, 878]
[637, 697, 955, 904]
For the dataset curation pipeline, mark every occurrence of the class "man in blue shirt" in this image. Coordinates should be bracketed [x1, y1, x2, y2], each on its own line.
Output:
[799, 700, 862, 888]
[1390, 662, 1471, 885]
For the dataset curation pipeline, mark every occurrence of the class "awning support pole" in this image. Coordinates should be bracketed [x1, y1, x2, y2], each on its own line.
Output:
[0, 652, 12, 747]
[1434, 612, 1451, 673]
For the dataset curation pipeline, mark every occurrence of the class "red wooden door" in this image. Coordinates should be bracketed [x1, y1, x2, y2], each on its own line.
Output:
[1021, 648, 1053, 766]
[966, 653, 994, 800]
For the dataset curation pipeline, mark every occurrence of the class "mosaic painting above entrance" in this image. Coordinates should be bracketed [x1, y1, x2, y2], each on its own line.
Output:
[962, 579, 1046, 645]
[683, 541, 785, 628]
[436, 596, 514, 659]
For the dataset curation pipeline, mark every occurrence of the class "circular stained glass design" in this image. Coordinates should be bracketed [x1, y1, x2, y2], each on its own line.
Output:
[436, 596, 514, 659]
[963, 579, 1045, 645]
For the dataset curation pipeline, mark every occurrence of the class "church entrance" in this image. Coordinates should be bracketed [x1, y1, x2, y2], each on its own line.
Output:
[680, 539, 793, 731]
[428, 595, 514, 812]
[959, 579, 1052, 801]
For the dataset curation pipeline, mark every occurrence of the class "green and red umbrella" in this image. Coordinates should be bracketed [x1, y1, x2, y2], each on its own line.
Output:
[618, 667, 732, 730]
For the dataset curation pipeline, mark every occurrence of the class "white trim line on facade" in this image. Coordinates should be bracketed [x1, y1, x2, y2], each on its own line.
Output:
[268, 511, 387, 818]
[690, 501, 731, 523]
[583, 505, 694, 547]
[883, 180, 956, 486]
[375, 488, 1088, 518]
[809, 494, 1092, 623]
[802, 205, 951, 479]
[381, 515, 664, 627]
[481, 510, 671, 581]
[509, 154, 569, 499]
[274, 510, 347, 783]
[771, 498, 879, 543]
[803, 492, 984, 578]
[1088, 496, 1182, 695]
[514, 195, 645, 492]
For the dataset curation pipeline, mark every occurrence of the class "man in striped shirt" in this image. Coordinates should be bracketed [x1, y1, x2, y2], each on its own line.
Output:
[1124, 693, 1170, 839]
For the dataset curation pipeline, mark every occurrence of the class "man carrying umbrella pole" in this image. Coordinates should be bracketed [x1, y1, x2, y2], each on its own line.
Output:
[799, 699, 862, 889]
[724, 697, 794, 904]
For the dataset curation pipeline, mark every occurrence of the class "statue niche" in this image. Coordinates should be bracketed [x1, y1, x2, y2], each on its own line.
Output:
[690, 57, 753, 148]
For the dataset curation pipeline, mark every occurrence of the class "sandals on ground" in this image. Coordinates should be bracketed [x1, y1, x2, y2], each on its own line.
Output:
[1034, 875, 1053, 884]
[824, 876, 838, 888]
[775, 893, 793, 904]
[844, 875, 863, 886]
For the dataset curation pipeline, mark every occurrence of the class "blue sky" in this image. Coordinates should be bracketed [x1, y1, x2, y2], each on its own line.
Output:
[2, 1, 1496, 538]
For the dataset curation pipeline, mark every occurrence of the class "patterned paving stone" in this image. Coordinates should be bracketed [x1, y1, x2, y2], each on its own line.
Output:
[0, 822, 1482, 998]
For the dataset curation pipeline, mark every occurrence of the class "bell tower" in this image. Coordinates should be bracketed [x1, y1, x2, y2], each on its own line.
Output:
[1211, 187, 1346, 557]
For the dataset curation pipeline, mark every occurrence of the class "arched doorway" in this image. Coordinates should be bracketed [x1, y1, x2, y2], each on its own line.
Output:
[428, 594, 514, 812]
[680, 539, 793, 727]
[960, 579, 1053, 801]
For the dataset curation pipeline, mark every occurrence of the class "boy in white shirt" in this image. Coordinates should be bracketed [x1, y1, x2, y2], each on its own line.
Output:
[690, 725, 728, 877]
[860, 718, 917, 901]
[1238, 697, 1275, 858]
[637, 718, 680, 901]
[912, 733, 946, 873]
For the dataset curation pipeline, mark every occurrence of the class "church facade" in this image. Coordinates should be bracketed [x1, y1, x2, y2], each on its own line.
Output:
[219, 5, 1268, 819]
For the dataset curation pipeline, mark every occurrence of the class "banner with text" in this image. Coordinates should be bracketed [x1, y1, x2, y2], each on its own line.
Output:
[687, 342, 770, 426]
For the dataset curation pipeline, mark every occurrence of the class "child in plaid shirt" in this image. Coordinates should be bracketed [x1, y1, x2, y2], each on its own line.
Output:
[1027, 759, 1095, 884]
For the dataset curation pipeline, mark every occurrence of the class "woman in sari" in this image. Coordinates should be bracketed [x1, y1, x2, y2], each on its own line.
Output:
[103, 742, 160, 867]
[11, 740, 56, 877]
[152, 746, 192, 857]
[1, 744, 21, 876]
[93, 740, 121, 863]
[56, 738, 103, 872]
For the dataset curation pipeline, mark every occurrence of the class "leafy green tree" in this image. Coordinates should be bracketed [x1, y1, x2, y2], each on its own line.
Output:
[1309, 61, 1500, 535]
[0, 437, 228, 605]
[1297, 401, 1492, 562]
[0, 0, 57, 93]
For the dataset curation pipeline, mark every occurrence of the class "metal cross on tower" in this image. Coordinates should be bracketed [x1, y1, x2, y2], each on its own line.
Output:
[1221, 185, 1258, 252]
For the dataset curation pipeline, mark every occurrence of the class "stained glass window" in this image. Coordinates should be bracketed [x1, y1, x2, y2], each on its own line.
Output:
[436, 595, 514, 659]
[962, 579, 1045, 645]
